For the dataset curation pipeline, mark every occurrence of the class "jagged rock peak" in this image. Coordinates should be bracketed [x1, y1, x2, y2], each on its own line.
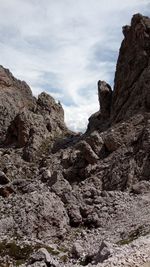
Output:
[98, 80, 112, 119]
[36, 92, 65, 126]
[87, 81, 112, 133]
[87, 14, 150, 133]
[0, 15, 150, 267]
[0, 65, 71, 160]
[0, 65, 35, 143]
[111, 13, 150, 123]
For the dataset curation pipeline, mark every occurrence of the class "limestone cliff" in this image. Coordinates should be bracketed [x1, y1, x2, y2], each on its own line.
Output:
[0, 14, 150, 267]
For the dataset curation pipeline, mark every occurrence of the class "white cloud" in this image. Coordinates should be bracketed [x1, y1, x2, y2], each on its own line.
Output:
[0, 0, 149, 131]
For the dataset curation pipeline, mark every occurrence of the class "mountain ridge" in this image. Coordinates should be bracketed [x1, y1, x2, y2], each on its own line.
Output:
[0, 13, 150, 267]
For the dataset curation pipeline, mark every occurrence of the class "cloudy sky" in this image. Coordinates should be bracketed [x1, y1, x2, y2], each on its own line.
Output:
[0, 0, 149, 131]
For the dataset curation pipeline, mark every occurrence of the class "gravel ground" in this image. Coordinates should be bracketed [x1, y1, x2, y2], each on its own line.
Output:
[94, 234, 150, 267]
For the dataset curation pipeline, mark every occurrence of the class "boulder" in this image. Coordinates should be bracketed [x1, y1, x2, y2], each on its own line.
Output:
[93, 241, 112, 264]
[71, 242, 84, 259]
[0, 185, 15, 197]
[29, 248, 58, 266]
[131, 180, 150, 194]
[76, 141, 99, 164]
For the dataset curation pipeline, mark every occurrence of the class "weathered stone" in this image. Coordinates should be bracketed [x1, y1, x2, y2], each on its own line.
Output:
[111, 14, 150, 123]
[0, 185, 15, 197]
[29, 248, 58, 266]
[93, 241, 112, 264]
[41, 169, 52, 182]
[0, 171, 10, 185]
[0, 13, 150, 267]
[85, 131, 104, 155]
[27, 262, 47, 267]
[5, 111, 32, 147]
[98, 80, 112, 119]
[0, 65, 35, 143]
[36, 92, 68, 137]
[132, 181, 150, 194]
[71, 242, 84, 259]
[67, 204, 82, 227]
[87, 81, 112, 133]
[76, 141, 99, 164]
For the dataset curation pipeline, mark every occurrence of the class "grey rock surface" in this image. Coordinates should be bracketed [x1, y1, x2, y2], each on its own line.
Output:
[28, 248, 59, 266]
[0, 13, 150, 267]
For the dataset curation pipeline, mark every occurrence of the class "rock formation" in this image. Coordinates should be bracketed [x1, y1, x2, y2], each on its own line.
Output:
[0, 13, 150, 267]
[0, 67, 72, 161]
[87, 81, 112, 133]
[0, 66, 35, 143]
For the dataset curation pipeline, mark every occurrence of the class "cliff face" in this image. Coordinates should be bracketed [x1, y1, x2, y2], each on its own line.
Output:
[88, 14, 150, 131]
[0, 14, 150, 267]
[0, 66, 35, 143]
[111, 13, 150, 123]
[0, 66, 71, 160]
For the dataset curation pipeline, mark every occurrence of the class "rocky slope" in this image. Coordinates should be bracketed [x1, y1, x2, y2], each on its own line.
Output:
[0, 13, 150, 267]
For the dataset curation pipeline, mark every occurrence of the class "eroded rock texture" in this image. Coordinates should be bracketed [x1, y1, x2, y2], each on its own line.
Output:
[111, 13, 150, 123]
[0, 13, 150, 267]
[0, 66, 72, 161]
[0, 66, 35, 143]
[87, 81, 112, 133]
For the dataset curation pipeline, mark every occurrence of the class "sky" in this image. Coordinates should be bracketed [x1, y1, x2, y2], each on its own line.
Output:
[0, 0, 149, 132]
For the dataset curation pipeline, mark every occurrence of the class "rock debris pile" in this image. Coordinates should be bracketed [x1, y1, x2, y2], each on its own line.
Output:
[0, 13, 150, 267]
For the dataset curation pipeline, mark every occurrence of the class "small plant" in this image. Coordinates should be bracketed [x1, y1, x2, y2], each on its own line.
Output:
[0, 241, 34, 265]
[117, 227, 150, 245]
[16, 259, 25, 266]
[57, 245, 68, 253]
[45, 246, 59, 255]
[33, 243, 60, 256]
[0, 240, 71, 266]
[60, 254, 68, 263]
[6, 242, 33, 260]
[37, 136, 53, 157]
